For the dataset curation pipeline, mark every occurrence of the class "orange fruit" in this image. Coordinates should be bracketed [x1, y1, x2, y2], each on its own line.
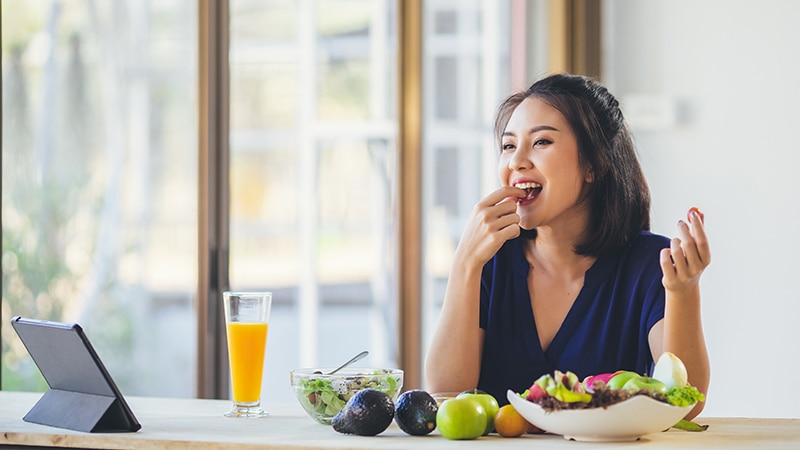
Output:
[493, 404, 529, 438]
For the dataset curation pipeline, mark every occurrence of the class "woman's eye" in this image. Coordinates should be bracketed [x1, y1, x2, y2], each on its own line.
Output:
[534, 138, 552, 147]
[502, 143, 516, 151]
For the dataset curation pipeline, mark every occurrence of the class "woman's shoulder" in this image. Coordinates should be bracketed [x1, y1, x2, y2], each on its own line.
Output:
[629, 230, 671, 253]
[612, 231, 670, 273]
[581, 231, 668, 290]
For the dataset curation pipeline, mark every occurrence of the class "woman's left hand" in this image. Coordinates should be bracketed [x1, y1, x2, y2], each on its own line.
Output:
[660, 208, 711, 292]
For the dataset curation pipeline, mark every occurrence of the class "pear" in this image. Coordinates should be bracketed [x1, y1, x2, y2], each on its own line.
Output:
[652, 351, 689, 390]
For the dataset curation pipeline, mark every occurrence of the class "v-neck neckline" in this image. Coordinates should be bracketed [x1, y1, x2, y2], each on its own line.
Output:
[512, 238, 610, 358]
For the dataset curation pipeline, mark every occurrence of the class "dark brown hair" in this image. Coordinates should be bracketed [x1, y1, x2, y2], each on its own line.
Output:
[494, 73, 651, 256]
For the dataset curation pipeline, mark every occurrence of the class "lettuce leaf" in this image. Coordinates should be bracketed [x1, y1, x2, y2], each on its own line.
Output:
[666, 385, 705, 407]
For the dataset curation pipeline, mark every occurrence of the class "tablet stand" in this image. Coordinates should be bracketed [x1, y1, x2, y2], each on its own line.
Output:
[24, 389, 136, 433]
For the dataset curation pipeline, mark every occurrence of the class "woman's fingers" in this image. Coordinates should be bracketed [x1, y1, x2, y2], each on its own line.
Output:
[688, 209, 711, 265]
[677, 221, 703, 271]
[660, 247, 675, 278]
[480, 185, 526, 208]
[679, 209, 711, 271]
[458, 187, 525, 264]
[670, 237, 688, 273]
[473, 198, 517, 231]
[661, 208, 711, 291]
[474, 186, 526, 232]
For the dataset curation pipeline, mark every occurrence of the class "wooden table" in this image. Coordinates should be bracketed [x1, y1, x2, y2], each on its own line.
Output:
[1, 391, 798, 449]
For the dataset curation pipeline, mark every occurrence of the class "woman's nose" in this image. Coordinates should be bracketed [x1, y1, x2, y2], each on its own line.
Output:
[508, 147, 532, 170]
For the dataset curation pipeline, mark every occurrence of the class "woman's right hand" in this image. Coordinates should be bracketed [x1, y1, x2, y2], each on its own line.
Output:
[454, 186, 526, 269]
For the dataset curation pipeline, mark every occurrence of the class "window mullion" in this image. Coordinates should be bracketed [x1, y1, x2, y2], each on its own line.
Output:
[197, 0, 231, 400]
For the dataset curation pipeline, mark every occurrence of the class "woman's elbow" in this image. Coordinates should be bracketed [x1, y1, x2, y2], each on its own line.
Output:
[424, 356, 478, 393]
[683, 399, 706, 421]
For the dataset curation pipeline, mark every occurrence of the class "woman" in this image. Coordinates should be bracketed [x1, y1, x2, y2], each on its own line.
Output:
[424, 73, 710, 419]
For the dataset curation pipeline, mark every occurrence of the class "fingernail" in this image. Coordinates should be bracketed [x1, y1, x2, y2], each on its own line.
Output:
[688, 208, 705, 224]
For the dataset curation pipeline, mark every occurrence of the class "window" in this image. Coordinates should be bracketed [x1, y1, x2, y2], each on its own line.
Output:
[2, 0, 198, 396]
[420, 0, 515, 373]
[228, 0, 399, 403]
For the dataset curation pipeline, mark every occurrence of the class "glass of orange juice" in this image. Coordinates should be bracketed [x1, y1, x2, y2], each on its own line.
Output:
[223, 291, 272, 417]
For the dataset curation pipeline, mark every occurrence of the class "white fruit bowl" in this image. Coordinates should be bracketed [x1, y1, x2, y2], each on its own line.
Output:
[507, 389, 694, 442]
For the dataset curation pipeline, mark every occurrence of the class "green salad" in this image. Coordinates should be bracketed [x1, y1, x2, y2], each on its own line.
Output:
[299, 370, 400, 424]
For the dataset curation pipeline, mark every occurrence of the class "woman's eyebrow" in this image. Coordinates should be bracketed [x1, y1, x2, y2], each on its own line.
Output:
[528, 125, 559, 134]
[502, 125, 559, 137]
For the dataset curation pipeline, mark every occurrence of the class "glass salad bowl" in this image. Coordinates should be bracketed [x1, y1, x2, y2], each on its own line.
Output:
[290, 368, 403, 425]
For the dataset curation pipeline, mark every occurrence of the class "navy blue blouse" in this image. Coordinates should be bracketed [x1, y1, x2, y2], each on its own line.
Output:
[477, 231, 669, 405]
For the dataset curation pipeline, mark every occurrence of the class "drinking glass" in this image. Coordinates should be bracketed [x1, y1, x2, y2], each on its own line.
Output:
[223, 291, 272, 417]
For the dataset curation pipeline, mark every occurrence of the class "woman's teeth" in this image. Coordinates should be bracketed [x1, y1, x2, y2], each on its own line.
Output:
[514, 182, 542, 200]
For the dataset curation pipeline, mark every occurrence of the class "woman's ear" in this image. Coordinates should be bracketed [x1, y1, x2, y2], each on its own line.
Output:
[584, 166, 594, 183]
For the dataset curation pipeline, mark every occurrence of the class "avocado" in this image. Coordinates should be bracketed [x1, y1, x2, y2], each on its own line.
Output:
[331, 389, 395, 436]
[394, 390, 438, 436]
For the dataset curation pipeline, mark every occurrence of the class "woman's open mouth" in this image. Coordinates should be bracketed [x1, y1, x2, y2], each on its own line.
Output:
[515, 181, 542, 202]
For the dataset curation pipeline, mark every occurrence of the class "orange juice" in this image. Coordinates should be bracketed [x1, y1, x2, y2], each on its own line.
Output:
[226, 322, 268, 403]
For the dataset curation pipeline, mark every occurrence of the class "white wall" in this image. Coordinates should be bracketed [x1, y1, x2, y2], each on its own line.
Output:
[605, 0, 800, 418]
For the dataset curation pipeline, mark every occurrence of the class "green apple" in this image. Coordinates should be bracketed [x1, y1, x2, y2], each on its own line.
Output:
[457, 390, 499, 435]
[436, 397, 487, 440]
[622, 376, 668, 395]
[606, 370, 639, 390]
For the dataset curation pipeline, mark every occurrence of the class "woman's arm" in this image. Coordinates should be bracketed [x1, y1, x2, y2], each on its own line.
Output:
[650, 208, 711, 420]
[424, 260, 485, 392]
[424, 186, 524, 393]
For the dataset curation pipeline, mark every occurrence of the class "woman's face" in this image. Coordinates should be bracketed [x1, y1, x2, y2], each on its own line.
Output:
[498, 96, 593, 231]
